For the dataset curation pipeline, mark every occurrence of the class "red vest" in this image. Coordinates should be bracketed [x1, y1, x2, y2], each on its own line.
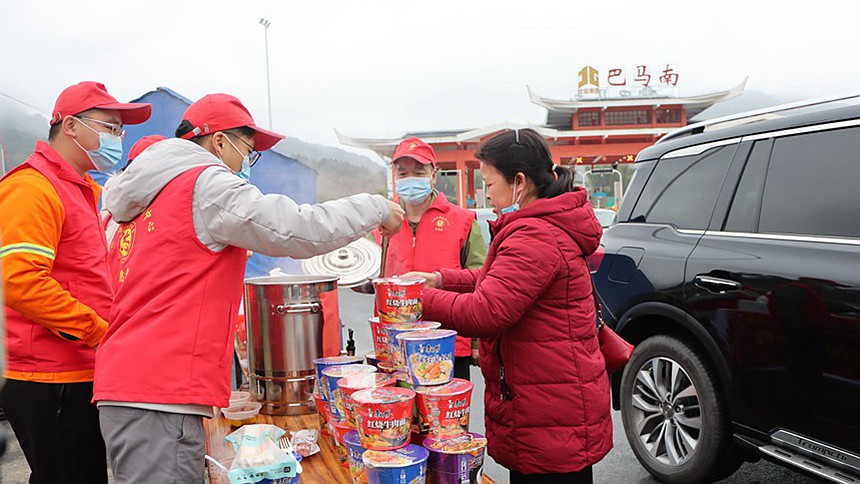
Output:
[93, 166, 246, 407]
[3, 142, 111, 377]
[385, 194, 475, 356]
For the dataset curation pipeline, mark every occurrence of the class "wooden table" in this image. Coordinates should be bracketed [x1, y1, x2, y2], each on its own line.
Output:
[204, 411, 498, 484]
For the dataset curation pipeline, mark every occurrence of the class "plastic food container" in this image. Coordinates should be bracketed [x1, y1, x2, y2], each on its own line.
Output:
[313, 356, 363, 401]
[415, 379, 473, 440]
[363, 444, 429, 484]
[386, 322, 442, 372]
[377, 360, 396, 374]
[397, 329, 457, 386]
[372, 277, 425, 324]
[229, 391, 252, 406]
[221, 401, 262, 426]
[339, 373, 398, 428]
[322, 364, 378, 421]
[424, 433, 487, 484]
[343, 430, 368, 484]
[352, 387, 416, 451]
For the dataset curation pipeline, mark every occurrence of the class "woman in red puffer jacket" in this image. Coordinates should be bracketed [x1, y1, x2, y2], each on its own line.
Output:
[406, 128, 612, 484]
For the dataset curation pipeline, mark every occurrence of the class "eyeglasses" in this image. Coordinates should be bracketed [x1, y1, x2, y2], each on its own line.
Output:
[77, 116, 126, 139]
[227, 133, 261, 167]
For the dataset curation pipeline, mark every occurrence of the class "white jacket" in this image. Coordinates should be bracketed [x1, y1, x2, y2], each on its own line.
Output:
[103, 138, 390, 258]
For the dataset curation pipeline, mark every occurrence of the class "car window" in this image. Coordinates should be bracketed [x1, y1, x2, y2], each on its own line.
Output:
[724, 141, 772, 232]
[630, 144, 735, 230]
[758, 126, 860, 238]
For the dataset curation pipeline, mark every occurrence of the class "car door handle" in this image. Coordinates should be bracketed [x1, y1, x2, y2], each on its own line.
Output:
[694, 275, 741, 293]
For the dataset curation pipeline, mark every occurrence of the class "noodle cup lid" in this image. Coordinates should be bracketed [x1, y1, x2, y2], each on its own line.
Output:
[371, 276, 426, 287]
[339, 373, 397, 392]
[423, 433, 487, 454]
[362, 444, 429, 467]
[322, 364, 377, 379]
[343, 430, 364, 448]
[352, 386, 416, 405]
[396, 329, 457, 342]
[388, 321, 442, 332]
[377, 361, 396, 373]
[414, 378, 473, 396]
[314, 355, 363, 366]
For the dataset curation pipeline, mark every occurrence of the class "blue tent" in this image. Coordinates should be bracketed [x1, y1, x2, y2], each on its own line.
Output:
[94, 87, 318, 276]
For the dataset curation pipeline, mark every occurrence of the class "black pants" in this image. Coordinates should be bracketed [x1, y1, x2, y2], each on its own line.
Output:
[454, 356, 471, 381]
[0, 379, 108, 484]
[510, 466, 593, 484]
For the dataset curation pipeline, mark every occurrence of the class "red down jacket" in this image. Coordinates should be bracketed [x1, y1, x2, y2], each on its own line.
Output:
[423, 188, 612, 474]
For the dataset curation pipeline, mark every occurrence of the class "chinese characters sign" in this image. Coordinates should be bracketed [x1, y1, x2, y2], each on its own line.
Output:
[577, 65, 680, 99]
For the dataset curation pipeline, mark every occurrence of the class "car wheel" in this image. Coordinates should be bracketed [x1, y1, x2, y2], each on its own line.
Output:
[620, 335, 741, 483]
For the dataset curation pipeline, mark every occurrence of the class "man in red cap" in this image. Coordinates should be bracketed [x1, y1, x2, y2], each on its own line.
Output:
[383, 137, 486, 380]
[93, 93, 404, 482]
[0, 81, 151, 484]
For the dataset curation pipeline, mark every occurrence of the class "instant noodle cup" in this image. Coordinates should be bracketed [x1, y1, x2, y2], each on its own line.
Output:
[365, 352, 381, 369]
[398, 330, 457, 386]
[372, 277, 424, 324]
[329, 417, 353, 466]
[314, 355, 363, 401]
[386, 322, 442, 372]
[423, 433, 487, 484]
[369, 317, 393, 362]
[415, 379, 473, 440]
[344, 430, 369, 484]
[352, 387, 416, 451]
[323, 364, 377, 421]
[340, 373, 398, 428]
[313, 391, 331, 435]
[362, 444, 429, 484]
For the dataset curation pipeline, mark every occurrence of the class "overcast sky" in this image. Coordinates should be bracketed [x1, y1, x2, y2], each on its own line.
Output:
[1, 0, 857, 158]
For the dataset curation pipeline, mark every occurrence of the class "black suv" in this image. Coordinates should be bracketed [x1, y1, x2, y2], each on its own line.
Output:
[594, 98, 860, 483]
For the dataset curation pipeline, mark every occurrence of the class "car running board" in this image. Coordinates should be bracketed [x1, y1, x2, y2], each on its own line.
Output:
[759, 444, 859, 483]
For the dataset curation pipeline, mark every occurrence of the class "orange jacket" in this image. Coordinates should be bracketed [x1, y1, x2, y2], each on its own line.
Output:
[0, 149, 109, 382]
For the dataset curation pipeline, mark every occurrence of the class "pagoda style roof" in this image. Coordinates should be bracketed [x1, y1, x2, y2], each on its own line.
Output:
[337, 122, 674, 159]
[527, 78, 746, 113]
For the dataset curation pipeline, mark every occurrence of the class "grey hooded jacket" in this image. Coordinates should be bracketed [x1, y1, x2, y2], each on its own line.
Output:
[103, 138, 391, 258]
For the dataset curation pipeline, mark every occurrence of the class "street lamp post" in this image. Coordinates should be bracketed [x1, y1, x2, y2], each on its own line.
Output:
[259, 18, 273, 130]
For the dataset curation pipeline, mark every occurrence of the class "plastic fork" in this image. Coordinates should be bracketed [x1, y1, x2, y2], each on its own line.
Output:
[277, 436, 303, 474]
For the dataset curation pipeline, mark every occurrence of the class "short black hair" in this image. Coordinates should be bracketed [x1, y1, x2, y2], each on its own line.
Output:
[175, 121, 255, 146]
[48, 109, 99, 141]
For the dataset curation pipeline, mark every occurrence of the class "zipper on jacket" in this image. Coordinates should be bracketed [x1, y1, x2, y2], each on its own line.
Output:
[496, 339, 513, 401]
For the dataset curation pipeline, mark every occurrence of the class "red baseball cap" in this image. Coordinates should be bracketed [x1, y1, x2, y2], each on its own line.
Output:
[128, 135, 167, 162]
[392, 137, 436, 166]
[50, 82, 151, 126]
[178, 93, 284, 151]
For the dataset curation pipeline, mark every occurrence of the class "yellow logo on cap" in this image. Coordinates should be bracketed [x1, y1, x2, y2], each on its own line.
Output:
[409, 143, 417, 150]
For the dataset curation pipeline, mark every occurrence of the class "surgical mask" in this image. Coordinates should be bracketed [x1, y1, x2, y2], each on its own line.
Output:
[222, 135, 252, 182]
[500, 177, 522, 214]
[396, 176, 433, 204]
[73, 119, 123, 172]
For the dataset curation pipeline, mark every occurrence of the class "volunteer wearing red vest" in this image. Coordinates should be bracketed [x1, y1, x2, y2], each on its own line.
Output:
[94, 93, 404, 483]
[0, 82, 151, 484]
[385, 137, 486, 380]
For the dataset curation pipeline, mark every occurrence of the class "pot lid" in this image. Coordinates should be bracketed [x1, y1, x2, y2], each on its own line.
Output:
[301, 237, 381, 288]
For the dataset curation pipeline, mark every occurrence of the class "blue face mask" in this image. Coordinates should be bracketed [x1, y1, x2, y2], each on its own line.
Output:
[73, 119, 124, 172]
[223, 135, 252, 182]
[500, 177, 522, 214]
[396, 176, 433, 204]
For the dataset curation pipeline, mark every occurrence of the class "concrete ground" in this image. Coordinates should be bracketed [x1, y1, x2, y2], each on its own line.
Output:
[1, 289, 822, 483]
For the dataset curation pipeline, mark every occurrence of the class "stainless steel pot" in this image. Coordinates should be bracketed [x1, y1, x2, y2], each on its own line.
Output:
[243, 274, 339, 415]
